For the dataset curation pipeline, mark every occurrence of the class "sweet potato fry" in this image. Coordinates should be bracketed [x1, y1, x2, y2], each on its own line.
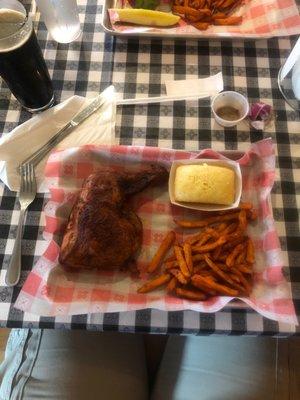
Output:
[174, 212, 239, 228]
[164, 260, 179, 270]
[190, 275, 217, 295]
[214, 0, 226, 7]
[212, 12, 227, 19]
[176, 287, 206, 301]
[195, 0, 206, 7]
[192, 253, 209, 262]
[166, 276, 177, 293]
[229, 0, 243, 9]
[140, 199, 256, 302]
[205, 275, 217, 284]
[147, 231, 176, 273]
[138, 273, 171, 293]
[192, 236, 227, 253]
[198, 15, 212, 23]
[229, 273, 241, 283]
[236, 264, 252, 274]
[191, 274, 239, 296]
[173, 0, 243, 30]
[174, 238, 181, 248]
[231, 267, 252, 295]
[222, 236, 245, 251]
[164, 255, 176, 263]
[170, 268, 189, 285]
[246, 238, 255, 264]
[212, 244, 222, 260]
[219, 0, 237, 8]
[235, 252, 245, 265]
[201, 8, 212, 15]
[217, 222, 228, 233]
[204, 255, 234, 284]
[173, 5, 204, 18]
[214, 16, 243, 25]
[184, 231, 208, 246]
[215, 262, 228, 271]
[238, 209, 247, 231]
[236, 245, 246, 264]
[239, 202, 253, 210]
[193, 263, 209, 273]
[196, 233, 211, 246]
[174, 245, 190, 278]
[226, 243, 244, 267]
[227, 231, 244, 240]
[183, 243, 193, 274]
[222, 222, 238, 235]
[200, 270, 214, 277]
[186, 14, 203, 22]
[205, 227, 220, 239]
[216, 253, 229, 261]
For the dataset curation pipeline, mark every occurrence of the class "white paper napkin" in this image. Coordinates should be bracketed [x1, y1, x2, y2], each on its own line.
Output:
[0, 86, 116, 193]
[116, 73, 224, 105]
[165, 72, 224, 97]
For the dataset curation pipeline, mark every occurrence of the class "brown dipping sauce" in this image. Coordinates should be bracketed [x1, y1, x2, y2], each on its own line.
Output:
[216, 106, 241, 121]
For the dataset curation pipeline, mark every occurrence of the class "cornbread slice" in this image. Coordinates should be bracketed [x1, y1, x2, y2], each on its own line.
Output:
[174, 164, 235, 205]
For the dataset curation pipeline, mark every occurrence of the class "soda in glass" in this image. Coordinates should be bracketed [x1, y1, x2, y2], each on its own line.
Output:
[0, 0, 54, 112]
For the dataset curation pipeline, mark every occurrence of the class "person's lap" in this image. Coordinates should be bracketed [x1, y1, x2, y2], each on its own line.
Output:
[0, 329, 148, 400]
[152, 336, 277, 400]
[0, 329, 277, 400]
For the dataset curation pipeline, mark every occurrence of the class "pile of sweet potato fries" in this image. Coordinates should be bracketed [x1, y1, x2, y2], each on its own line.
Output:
[172, 0, 243, 31]
[138, 202, 256, 301]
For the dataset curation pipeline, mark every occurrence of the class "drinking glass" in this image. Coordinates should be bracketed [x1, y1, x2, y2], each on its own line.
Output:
[278, 37, 300, 111]
[0, 0, 54, 112]
[35, 0, 82, 43]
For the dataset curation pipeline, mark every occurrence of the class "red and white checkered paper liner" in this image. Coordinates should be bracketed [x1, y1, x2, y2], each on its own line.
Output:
[15, 139, 297, 324]
[108, 0, 300, 38]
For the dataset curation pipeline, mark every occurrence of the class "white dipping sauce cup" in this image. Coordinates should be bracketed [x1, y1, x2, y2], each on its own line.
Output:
[211, 91, 249, 127]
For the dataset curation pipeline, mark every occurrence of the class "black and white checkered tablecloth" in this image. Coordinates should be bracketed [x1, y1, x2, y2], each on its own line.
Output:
[0, 0, 299, 335]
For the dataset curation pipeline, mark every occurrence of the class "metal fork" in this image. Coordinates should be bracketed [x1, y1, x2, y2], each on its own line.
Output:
[6, 163, 37, 287]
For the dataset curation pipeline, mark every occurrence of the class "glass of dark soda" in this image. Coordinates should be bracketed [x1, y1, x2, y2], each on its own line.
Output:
[0, 0, 54, 112]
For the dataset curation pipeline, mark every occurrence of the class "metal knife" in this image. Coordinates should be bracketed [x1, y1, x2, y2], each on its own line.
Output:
[20, 94, 106, 168]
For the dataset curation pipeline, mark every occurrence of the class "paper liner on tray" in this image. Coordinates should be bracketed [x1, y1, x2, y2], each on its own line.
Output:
[15, 139, 297, 325]
[108, 0, 300, 37]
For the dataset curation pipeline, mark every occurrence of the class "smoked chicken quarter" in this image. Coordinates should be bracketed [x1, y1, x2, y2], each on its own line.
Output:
[59, 165, 168, 270]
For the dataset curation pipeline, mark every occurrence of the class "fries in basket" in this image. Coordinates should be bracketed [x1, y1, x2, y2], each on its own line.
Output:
[138, 202, 256, 301]
[172, 0, 243, 30]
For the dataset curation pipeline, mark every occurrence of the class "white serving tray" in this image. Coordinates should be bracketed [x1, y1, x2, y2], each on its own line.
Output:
[100, 0, 273, 40]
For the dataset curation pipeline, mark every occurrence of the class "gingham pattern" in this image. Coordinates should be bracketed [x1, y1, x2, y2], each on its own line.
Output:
[14, 140, 297, 325]
[109, 0, 300, 38]
[0, 0, 299, 334]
